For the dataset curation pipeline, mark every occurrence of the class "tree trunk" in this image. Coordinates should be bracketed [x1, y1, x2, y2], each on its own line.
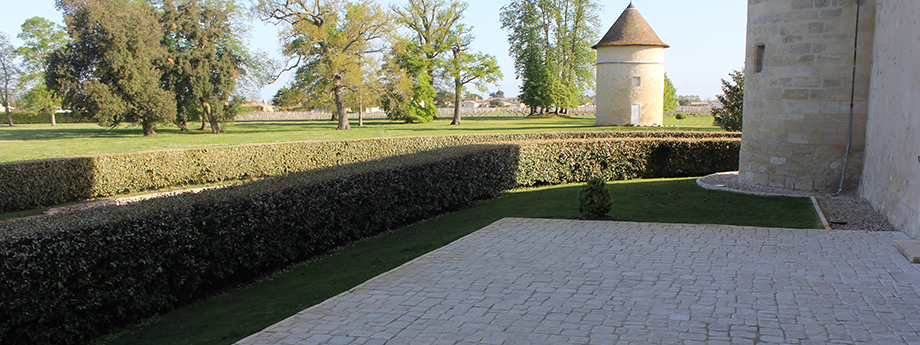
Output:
[357, 89, 363, 127]
[177, 119, 189, 131]
[199, 114, 207, 131]
[142, 119, 157, 136]
[4, 106, 12, 127]
[334, 79, 350, 130]
[451, 76, 462, 125]
[50, 113, 56, 126]
[202, 100, 220, 133]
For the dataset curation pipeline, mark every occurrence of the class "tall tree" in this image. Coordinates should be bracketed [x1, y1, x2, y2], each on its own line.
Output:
[678, 94, 701, 106]
[47, 0, 176, 136]
[17, 17, 70, 125]
[0, 32, 20, 126]
[663, 73, 677, 112]
[444, 44, 501, 125]
[712, 70, 744, 132]
[391, 0, 470, 86]
[257, 0, 391, 130]
[383, 38, 437, 123]
[160, 0, 247, 133]
[501, 0, 599, 114]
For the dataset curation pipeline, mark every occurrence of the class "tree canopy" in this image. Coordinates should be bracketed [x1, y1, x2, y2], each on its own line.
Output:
[712, 70, 744, 132]
[0, 32, 21, 126]
[501, 0, 599, 114]
[47, 0, 176, 136]
[161, 0, 249, 133]
[257, 0, 392, 130]
[663, 74, 677, 112]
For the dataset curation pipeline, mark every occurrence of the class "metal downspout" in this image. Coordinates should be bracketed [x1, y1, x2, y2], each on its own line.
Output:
[835, 0, 863, 196]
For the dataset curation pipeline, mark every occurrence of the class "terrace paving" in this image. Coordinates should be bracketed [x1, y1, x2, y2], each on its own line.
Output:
[237, 218, 920, 344]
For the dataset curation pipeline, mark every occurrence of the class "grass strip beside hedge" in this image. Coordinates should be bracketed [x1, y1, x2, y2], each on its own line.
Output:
[0, 136, 741, 344]
[0, 144, 519, 344]
[0, 131, 739, 212]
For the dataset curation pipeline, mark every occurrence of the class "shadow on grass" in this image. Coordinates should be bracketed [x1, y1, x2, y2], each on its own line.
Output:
[95, 177, 819, 345]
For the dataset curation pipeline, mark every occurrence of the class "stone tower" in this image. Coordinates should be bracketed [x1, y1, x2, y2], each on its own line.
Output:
[739, 0, 875, 192]
[593, 2, 668, 126]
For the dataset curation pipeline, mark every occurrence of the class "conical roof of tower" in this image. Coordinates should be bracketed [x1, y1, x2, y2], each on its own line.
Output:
[593, 3, 669, 49]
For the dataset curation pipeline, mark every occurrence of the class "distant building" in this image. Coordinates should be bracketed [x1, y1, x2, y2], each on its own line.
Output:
[243, 102, 274, 112]
[592, 3, 668, 126]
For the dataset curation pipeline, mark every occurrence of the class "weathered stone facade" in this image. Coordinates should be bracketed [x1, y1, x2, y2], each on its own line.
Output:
[740, 0, 875, 192]
[859, 0, 920, 238]
[741, 0, 919, 238]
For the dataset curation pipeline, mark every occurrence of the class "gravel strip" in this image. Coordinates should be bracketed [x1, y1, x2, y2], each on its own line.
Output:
[698, 171, 896, 231]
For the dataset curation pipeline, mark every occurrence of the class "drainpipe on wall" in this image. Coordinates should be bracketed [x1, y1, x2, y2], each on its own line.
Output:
[835, 0, 862, 196]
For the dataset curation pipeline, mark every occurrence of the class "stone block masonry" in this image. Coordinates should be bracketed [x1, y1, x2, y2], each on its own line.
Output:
[740, 0, 875, 192]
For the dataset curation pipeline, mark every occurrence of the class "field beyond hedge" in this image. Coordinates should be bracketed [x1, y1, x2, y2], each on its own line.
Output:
[0, 115, 719, 163]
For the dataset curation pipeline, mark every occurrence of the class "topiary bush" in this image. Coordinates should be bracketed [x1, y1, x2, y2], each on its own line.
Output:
[577, 177, 612, 218]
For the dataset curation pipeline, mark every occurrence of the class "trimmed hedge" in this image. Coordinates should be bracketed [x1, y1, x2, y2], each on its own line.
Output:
[0, 131, 740, 212]
[0, 136, 740, 344]
[0, 144, 520, 344]
[514, 137, 741, 186]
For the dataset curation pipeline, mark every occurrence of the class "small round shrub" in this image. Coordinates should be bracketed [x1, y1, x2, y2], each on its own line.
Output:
[675, 113, 687, 120]
[577, 177, 613, 219]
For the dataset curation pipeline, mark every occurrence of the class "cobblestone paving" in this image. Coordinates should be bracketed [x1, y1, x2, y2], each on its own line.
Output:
[237, 218, 920, 345]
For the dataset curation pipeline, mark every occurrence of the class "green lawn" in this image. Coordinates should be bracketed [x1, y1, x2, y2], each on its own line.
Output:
[0, 115, 720, 163]
[94, 177, 820, 345]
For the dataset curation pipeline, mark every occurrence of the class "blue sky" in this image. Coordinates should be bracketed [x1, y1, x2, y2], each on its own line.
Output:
[2, 0, 746, 103]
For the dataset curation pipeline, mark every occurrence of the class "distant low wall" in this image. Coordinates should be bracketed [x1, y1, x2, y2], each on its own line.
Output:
[236, 106, 598, 121]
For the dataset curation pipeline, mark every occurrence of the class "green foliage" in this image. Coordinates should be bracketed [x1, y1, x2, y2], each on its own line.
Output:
[257, 0, 392, 130]
[678, 95, 701, 106]
[383, 40, 437, 123]
[663, 74, 677, 112]
[0, 32, 21, 126]
[577, 176, 612, 218]
[0, 131, 739, 212]
[712, 70, 744, 132]
[160, 0, 248, 134]
[0, 131, 741, 343]
[445, 44, 502, 124]
[0, 144, 519, 344]
[47, 0, 176, 136]
[15, 17, 68, 86]
[675, 113, 687, 120]
[500, 0, 599, 113]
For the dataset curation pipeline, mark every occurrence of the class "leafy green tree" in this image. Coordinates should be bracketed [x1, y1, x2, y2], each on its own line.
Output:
[392, 0, 470, 87]
[0, 32, 21, 126]
[501, 0, 599, 114]
[271, 86, 303, 109]
[47, 0, 176, 136]
[160, 0, 247, 133]
[678, 94, 701, 106]
[444, 39, 502, 125]
[712, 69, 744, 132]
[663, 73, 677, 112]
[16, 17, 70, 125]
[257, 0, 392, 130]
[384, 40, 437, 123]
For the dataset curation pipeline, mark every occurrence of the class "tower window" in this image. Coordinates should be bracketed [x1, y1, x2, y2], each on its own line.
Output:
[632, 77, 641, 87]
[754, 44, 765, 73]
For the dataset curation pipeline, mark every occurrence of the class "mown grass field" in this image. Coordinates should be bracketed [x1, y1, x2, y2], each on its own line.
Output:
[94, 177, 819, 345]
[0, 115, 718, 163]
